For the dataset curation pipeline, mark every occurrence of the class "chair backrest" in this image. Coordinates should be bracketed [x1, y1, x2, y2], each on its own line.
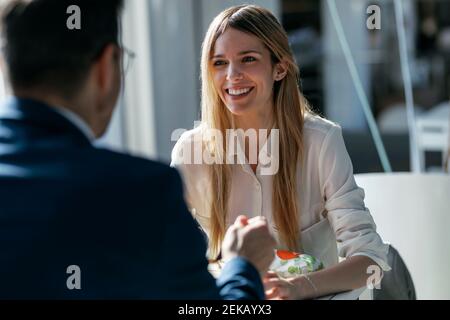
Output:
[373, 245, 416, 300]
[378, 104, 424, 134]
[355, 173, 450, 299]
[416, 102, 450, 171]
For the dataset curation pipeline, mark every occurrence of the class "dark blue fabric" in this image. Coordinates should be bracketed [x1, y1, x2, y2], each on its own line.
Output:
[0, 97, 263, 300]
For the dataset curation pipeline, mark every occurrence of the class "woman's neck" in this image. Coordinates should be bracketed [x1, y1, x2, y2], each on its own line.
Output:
[234, 109, 274, 132]
[233, 108, 274, 174]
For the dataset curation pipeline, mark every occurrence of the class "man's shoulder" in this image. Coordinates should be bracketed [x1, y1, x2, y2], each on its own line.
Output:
[68, 148, 184, 217]
[83, 147, 180, 183]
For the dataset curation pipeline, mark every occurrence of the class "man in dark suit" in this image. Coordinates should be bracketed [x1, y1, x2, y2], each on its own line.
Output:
[0, 0, 275, 299]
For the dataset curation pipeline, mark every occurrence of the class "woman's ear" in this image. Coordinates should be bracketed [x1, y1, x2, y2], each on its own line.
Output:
[273, 60, 288, 82]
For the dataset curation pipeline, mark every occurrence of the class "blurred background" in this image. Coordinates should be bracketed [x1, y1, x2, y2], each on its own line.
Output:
[78, 0, 449, 175]
[2, 0, 449, 172]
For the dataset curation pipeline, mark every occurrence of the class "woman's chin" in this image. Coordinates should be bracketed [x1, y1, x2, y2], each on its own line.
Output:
[226, 104, 253, 117]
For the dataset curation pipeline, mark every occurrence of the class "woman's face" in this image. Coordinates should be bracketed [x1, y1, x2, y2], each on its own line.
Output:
[211, 28, 283, 118]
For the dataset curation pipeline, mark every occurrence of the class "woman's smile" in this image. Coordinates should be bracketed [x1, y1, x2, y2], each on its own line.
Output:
[225, 86, 255, 99]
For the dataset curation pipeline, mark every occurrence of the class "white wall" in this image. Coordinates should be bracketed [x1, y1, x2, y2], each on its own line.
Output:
[147, 0, 201, 163]
[97, 0, 157, 159]
[322, 0, 371, 131]
[200, 0, 280, 35]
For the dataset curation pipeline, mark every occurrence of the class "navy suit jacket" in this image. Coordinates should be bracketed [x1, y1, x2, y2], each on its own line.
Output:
[0, 97, 264, 299]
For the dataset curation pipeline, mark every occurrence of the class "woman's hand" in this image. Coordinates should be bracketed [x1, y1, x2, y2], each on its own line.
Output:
[263, 271, 302, 300]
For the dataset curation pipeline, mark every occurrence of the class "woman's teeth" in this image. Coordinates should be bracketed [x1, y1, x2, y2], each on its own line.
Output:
[227, 88, 252, 96]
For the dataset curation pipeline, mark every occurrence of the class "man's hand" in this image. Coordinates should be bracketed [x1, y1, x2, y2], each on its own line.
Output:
[222, 215, 276, 274]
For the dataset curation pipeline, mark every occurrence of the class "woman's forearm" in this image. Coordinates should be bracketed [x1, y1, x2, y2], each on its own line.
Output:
[293, 255, 378, 299]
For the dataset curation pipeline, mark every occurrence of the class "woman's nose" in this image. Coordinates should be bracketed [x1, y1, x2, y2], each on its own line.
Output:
[226, 63, 243, 81]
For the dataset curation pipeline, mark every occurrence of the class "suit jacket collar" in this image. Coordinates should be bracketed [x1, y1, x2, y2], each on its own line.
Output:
[0, 97, 92, 147]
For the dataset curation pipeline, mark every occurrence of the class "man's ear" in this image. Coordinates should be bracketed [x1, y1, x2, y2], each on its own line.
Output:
[0, 55, 11, 95]
[93, 44, 119, 97]
[273, 60, 288, 82]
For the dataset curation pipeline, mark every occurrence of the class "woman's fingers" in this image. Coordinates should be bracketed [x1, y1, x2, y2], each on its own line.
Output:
[264, 271, 279, 279]
[263, 275, 279, 283]
[263, 277, 285, 291]
[277, 287, 290, 299]
[265, 287, 279, 300]
[264, 277, 294, 300]
[234, 215, 248, 227]
[265, 284, 290, 300]
[247, 216, 266, 224]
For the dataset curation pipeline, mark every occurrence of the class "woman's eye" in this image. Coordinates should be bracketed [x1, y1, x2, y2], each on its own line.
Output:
[243, 56, 256, 63]
[213, 60, 227, 66]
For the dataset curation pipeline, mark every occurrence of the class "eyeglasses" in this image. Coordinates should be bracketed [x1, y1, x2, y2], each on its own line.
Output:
[120, 46, 136, 75]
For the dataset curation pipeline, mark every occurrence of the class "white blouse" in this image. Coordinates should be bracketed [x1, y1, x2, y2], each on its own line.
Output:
[171, 114, 391, 271]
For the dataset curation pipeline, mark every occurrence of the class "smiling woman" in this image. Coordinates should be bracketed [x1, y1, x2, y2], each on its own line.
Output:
[171, 4, 391, 300]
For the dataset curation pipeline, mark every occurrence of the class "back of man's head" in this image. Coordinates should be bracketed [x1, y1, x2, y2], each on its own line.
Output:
[0, 0, 124, 98]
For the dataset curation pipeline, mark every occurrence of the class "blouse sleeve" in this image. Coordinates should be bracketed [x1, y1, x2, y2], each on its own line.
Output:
[319, 125, 391, 271]
[170, 130, 197, 209]
[170, 129, 212, 236]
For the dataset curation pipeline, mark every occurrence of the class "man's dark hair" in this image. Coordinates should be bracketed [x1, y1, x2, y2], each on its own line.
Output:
[0, 0, 124, 97]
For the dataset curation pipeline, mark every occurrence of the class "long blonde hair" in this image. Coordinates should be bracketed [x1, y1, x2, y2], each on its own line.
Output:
[200, 5, 312, 258]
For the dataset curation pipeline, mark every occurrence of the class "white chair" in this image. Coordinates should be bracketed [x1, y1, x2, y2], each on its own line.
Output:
[355, 173, 450, 299]
[416, 102, 450, 172]
[378, 104, 424, 134]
